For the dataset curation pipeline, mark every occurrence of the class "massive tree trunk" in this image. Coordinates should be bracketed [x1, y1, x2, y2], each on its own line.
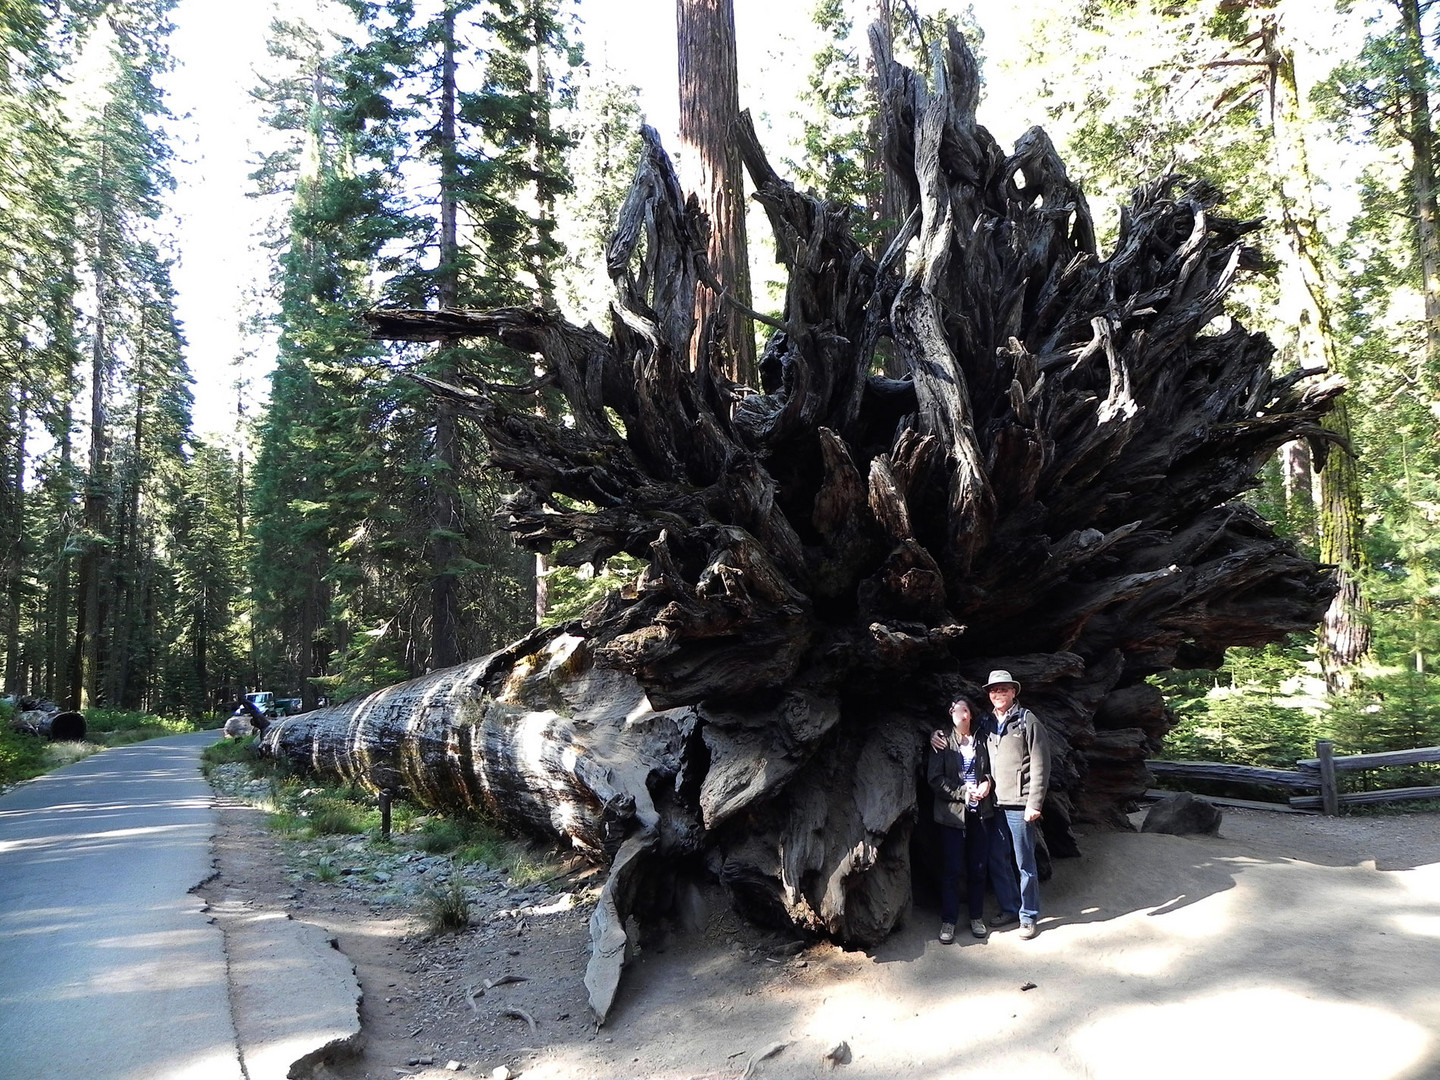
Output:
[264, 31, 1340, 1023]
[1266, 14, 1370, 688]
[676, 0, 755, 385]
[1397, 0, 1440, 380]
[429, 6, 464, 672]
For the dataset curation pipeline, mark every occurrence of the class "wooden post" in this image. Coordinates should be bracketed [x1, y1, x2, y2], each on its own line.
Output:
[1316, 739, 1339, 816]
[379, 789, 392, 840]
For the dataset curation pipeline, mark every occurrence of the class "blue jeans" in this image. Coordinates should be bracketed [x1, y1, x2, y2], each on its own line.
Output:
[995, 808, 1040, 922]
[986, 812, 1022, 916]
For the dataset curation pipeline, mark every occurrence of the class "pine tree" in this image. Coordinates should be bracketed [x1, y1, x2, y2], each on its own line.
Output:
[551, 66, 644, 327]
[0, 1, 83, 696]
[65, 0, 184, 708]
[249, 11, 397, 704]
[1317, 0, 1440, 682]
[1024, 0, 1371, 689]
[336, 0, 578, 670]
[164, 443, 246, 712]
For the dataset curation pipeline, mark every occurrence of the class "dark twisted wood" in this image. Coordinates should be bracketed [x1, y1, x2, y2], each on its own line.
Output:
[273, 29, 1341, 1022]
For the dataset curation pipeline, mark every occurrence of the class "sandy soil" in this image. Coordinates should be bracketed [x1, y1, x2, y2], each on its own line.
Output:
[201, 785, 1440, 1080]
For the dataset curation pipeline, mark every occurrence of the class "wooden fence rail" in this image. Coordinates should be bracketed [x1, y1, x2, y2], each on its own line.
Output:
[1147, 740, 1440, 814]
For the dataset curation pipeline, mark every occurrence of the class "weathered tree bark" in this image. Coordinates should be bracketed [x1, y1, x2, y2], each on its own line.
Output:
[676, 0, 755, 385]
[429, 6, 464, 672]
[11, 708, 86, 741]
[1396, 0, 1440, 382]
[864, 0, 904, 261]
[1265, 14, 1371, 689]
[265, 31, 1341, 1023]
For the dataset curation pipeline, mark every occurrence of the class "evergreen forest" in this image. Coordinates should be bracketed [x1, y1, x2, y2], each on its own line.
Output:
[6, 0, 1440, 778]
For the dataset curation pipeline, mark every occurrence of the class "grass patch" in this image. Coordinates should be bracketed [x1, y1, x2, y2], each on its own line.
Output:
[506, 848, 559, 887]
[269, 810, 307, 835]
[202, 735, 260, 771]
[249, 775, 382, 838]
[415, 812, 561, 885]
[416, 816, 472, 853]
[421, 872, 471, 935]
[42, 741, 102, 769]
[455, 836, 510, 867]
[194, 742, 566, 887]
[306, 795, 374, 836]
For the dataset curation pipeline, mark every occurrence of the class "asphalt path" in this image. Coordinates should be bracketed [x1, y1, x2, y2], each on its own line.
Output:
[0, 730, 244, 1080]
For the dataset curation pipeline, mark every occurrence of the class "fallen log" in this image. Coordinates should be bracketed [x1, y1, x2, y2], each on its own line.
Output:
[10, 709, 86, 742]
[268, 28, 1340, 1023]
[1146, 759, 1316, 790]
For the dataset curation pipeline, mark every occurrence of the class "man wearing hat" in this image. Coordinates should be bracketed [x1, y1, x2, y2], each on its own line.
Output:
[980, 669, 1050, 938]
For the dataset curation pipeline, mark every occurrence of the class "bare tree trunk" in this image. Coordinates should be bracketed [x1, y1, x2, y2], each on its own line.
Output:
[1, 376, 25, 692]
[864, 0, 908, 378]
[430, 4, 463, 670]
[676, 0, 755, 386]
[864, 0, 905, 260]
[531, 0, 554, 625]
[72, 268, 109, 711]
[1280, 438, 1314, 534]
[46, 400, 74, 702]
[1319, 397, 1369, 689]
[1397, 0, 1440, 383]
[1267, 12, 1369, 688]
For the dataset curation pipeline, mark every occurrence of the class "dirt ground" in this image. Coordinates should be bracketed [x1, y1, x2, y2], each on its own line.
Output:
[201, 781, 1440, 1080]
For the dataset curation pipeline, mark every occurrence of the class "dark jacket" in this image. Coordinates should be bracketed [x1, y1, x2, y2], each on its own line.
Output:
[927, 731, 996, 829]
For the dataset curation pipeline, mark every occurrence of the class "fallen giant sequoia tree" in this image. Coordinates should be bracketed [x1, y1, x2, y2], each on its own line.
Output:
[262, 32, 1341, 1021]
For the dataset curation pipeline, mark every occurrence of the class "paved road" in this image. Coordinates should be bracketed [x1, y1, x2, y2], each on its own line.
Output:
[0, 730, 244, 1080]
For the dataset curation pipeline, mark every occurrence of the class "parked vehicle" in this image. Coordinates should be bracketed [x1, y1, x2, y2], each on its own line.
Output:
[245, 691, 276, 715]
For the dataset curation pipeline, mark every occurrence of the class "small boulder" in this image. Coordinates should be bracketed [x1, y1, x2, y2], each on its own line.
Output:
[1142, 792, 1222, 836]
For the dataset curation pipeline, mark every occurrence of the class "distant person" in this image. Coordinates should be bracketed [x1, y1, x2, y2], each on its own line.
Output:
[223, 699, 270, 737]
[926, 697, 997, 943]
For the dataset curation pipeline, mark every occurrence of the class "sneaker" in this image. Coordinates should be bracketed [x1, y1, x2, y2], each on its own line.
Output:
[969, 919, 988, 938]
[990, 911, 1019, 929]
[1019, 920, 1038, 940]
[939, 922, 956, 944]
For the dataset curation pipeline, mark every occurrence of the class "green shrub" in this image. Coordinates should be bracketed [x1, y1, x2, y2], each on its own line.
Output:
[387, 801, 419, 834]
[455, 836, 509, 868]
[416, 816, 470, 853]
[0, 725, 48, 788]
[1157, 639, 1323, 766]
[268, 810, 306, 835]
[542, 552, 644, 625]
[76, 709, 200, 748]
[305, 795, 374, 836]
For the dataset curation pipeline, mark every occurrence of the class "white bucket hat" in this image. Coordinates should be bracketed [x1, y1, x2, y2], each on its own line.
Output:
[983, 669, 1020, 692]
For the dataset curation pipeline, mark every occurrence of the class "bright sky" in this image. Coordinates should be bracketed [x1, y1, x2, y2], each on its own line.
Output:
[159, 0, 1349, 439]
[161, 0, 1005, 437]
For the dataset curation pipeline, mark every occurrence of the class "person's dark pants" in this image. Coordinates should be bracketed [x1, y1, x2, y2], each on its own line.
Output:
[939, 813, 990, 923]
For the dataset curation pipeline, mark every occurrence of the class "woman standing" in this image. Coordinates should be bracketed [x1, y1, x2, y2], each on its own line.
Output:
[926, 697, 996, 943]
